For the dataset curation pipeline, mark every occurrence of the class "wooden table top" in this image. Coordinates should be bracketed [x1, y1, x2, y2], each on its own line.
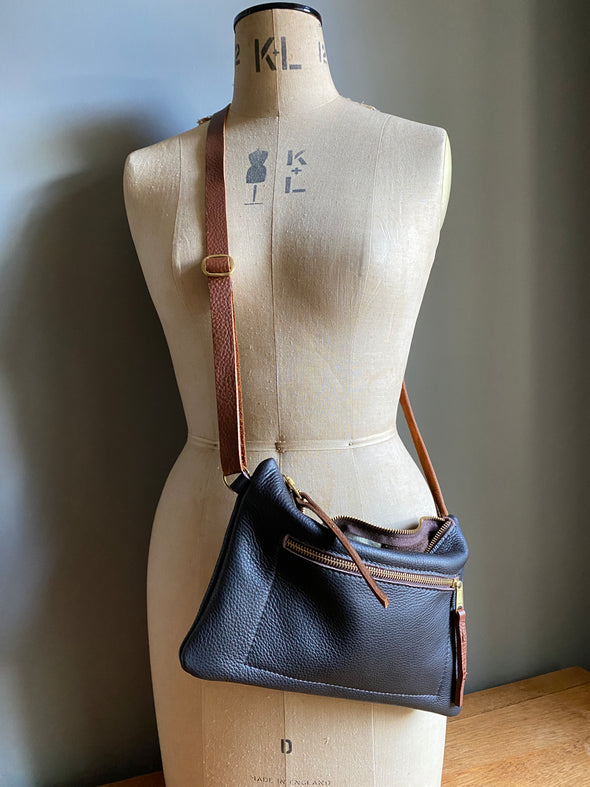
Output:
[442, 666, 590, 785]
[101, 667, 590, 786]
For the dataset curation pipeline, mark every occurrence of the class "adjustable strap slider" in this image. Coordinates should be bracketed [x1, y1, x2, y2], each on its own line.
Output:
[201, 254, 235, 277]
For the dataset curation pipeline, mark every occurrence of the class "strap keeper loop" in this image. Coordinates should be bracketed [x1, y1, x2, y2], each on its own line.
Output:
[202, 254, 235, 277]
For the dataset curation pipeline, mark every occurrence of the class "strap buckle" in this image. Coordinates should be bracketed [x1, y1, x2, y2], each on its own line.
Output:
[202, 254, 235, 277]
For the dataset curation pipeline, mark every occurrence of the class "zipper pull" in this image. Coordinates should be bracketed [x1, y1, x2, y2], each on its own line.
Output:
[453, 579, 467, 707]
[283, 474, 301, 498]
[295, 490, 390, 609]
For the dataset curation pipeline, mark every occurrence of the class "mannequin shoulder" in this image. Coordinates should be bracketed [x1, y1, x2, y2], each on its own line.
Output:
[124, 135, 176, 195]
[383, 114, 451, 228]
[342, 98, 448, 150]
[354, 103, 452, 227]
[123, 124, 205, 213]
[123, 124, 206, 273]
[377, 108, 449, 165]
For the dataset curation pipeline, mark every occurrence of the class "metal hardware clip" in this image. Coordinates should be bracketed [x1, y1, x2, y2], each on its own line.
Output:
[201, 254, 235, 277]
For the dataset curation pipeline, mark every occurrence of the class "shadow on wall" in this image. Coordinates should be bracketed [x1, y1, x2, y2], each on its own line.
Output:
[0, 118, 185, 786]
[530, 2, 590, 674]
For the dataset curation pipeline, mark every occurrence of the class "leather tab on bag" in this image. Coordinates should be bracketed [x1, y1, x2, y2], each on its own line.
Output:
[295, 491, 390, 609]
[454, 607, 467, 706]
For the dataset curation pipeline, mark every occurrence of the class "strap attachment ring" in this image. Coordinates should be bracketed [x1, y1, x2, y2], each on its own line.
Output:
[223, 469, 251, 493]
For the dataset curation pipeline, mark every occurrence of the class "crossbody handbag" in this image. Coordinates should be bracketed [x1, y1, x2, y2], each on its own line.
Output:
[179, 105, 468, 716]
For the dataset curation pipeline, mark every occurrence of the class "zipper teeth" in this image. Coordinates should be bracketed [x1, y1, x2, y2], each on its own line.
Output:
[332, 513, 453, 553]
[333, 513, 451, 540]
[284, 537, 457, 588]
[424, 519, 453, 553]
[332, 514, 417, 536]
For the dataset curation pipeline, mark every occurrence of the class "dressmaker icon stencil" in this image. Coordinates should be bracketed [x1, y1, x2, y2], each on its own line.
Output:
[245, 148, 268, 204]
[244, 148, 308, 202]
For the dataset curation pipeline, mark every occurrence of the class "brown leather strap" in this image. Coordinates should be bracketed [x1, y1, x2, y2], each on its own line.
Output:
[203, 106, 247, 477]
[400, 380, 447, 516]
[204, 104, 448, 517]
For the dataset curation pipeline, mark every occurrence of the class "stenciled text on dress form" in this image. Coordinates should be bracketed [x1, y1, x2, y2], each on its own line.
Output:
[123, 3, 452, 785]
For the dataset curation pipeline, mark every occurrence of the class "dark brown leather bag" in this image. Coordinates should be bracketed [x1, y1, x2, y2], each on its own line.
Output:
[179, 105, 468, 715]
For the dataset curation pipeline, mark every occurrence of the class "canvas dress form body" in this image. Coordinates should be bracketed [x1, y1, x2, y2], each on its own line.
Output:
[124, 7, 452, 786]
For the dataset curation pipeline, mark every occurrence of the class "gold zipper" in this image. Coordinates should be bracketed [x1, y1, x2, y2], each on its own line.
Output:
[424, 518, 454, 552]
[281, 474, 461, 608]
[284, 536, 462, 603]
[330, 513, 453, 553]
[331, 513, 426, 536]
[284, 476, 452, 543]
[332, 514, 453, 538]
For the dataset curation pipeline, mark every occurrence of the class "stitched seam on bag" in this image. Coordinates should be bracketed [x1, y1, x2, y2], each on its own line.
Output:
[245, 591, 450, 698]
[435, 622, 453, 697]
[244, 558, 282, 666]
[244, 528, 452, 701]
[243, 663, 443, 698]
[245, 601, 451, 698]
[246, 631, 453, 700]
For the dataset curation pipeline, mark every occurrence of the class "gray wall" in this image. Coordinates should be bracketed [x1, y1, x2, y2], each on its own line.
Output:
[1, 1, 588, 784]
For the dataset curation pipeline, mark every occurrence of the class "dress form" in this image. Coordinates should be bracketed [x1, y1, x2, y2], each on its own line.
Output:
[124, 4, 452, 785]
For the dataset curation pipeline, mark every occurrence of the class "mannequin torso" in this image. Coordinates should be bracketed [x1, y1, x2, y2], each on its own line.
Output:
[124, 6, 452, 785]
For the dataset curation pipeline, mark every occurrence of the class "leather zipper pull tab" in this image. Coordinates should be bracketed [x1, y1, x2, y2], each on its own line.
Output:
[294, 490, 390, 609]
[454, 597, 467, 706]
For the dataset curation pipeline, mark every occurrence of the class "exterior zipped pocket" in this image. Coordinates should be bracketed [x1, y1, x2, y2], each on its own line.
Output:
[283, 534, 467, 706]
[283, 535, 463, 601]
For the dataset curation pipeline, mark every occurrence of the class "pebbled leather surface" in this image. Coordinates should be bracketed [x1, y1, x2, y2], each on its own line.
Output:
[204, 106, 247, 476]
[454, 607, 468, 706]
[179, 458, 468, 715]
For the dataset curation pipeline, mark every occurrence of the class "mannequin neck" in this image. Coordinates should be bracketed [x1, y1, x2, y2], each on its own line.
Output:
[231, 7, 340, 118]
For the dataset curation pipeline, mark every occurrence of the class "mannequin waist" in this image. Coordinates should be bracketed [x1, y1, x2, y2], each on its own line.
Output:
[178, 426, 437, 526]
[187, 427, 398, 454]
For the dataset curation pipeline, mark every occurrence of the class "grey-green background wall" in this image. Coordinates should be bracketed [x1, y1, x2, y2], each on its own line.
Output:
[1, 1, 588, 784]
